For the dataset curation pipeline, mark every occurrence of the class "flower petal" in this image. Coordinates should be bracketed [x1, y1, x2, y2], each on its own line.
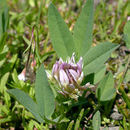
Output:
[59, 69, 69, 86]
[52, 62, 59, 76]
[71, 53, 75, 63]
[77, 57, 83, 69]
[69, 69, 79, 82]
[77, 72, 84, 84]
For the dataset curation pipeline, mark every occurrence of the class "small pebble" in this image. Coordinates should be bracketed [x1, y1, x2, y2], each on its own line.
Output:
[110, 112, 123, 120]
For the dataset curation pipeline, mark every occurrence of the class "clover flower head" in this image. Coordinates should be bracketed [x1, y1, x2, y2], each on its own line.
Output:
[52, 53, 88, 100]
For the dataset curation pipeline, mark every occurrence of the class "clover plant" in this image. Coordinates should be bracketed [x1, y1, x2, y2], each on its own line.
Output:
[8, 0, 119, 129]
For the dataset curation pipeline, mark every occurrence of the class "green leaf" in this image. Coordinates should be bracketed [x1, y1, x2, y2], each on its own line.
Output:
[0, 72, 9, 92]
[83, 42, 119, 75]
[0, 0, 8, 36]
[123, 117, 127, 130]
[92, 111, 101, 130]
[73, 0, 94, 57]
[59, 117, 70, 123]
[124, 21, 130, 49]
[67, 120, 74, 130]
[96, 72, 116, 101]
[35, 64, 55, 118]
[48, 3, 75, 60]
[0, 33, 7, 53]
[7, 88, 43, 123]
[124, 69, 130, 82]
[23, 35, 31, 54]
[94, 65, 106, 84]
[0, 0, 8, 52]
[74, 108, 84, 130]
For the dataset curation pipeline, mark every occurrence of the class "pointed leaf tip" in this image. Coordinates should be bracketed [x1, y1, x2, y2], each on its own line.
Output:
[35, 64, 55, 119]
[48, 3, 75, 59]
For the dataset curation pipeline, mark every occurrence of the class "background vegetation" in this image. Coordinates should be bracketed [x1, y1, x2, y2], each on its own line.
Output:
[0, 0, 130, 129]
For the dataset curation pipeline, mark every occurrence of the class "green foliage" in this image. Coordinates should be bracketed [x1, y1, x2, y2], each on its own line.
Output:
[67, 120, 74, 130]
[73, 0, 94, 58]
[92, 111, 101, 130]
[48, 0, 94, 59]
[96, 72, 116, 101]
[0, 0, 8, 36]
[124, 21, 130, 49]
[7, 88, 43, 123]
[74, 108, 84, 130]
[48, 3, 75, 60]
[94, 65, 106, 84]
[83, 42, 119, 75]
[0, 0, 8, 52]
[0, 0, 130, 129]
[119, 86, 130, 109]
[35, 64, 55, 118]
[8, 64, 55, 123]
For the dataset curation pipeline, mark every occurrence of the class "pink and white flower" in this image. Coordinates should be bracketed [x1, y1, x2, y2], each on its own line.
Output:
[52, 53, 88, 100]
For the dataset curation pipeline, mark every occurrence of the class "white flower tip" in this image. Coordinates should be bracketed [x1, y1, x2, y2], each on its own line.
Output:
[59, 58, 63, 64]
[18, 69, 26, 81]
[77, 57, 83, 68]
[71, 53, 76, 63]
[18, 73, 26, 81]
[52, 62, 59, 76]
[77, 72, 84, 84]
